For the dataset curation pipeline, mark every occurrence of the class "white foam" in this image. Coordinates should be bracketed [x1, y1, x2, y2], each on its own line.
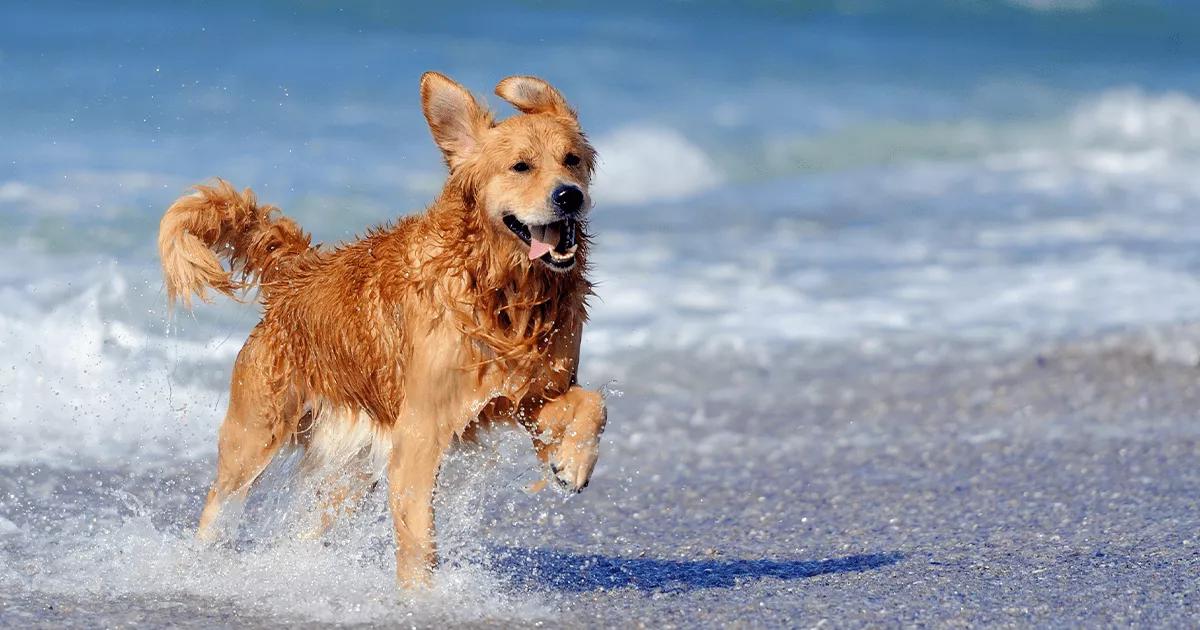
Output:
[2, 210, 1200, 470]
[592, 125, 723, 204]
[585, 239, 1200, 355]
[1069, 88, 1200, 150]
[27, 515, 550, 625]
[5, 236, 1200, 467]
[0, 268, 231, 467]
[4, 426, 558, 624]
[12, 444, 556, 625]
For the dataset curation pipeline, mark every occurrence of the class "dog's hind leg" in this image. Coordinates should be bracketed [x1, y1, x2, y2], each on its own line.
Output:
[292, 410, 390, 539]
[387, 423, 447, 588]
[305, 464, 380, 539]
[197, 336, 302, 543]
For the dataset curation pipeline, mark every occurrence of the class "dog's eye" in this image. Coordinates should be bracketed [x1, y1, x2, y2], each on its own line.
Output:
[564, 153, 581, 167]
[512, 161, 531, 173]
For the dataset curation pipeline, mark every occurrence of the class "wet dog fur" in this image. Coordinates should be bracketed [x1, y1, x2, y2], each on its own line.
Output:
[157, 72, 606, 587]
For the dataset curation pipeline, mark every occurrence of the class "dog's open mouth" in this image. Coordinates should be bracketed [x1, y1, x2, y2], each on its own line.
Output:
[503, 215, 578, 270]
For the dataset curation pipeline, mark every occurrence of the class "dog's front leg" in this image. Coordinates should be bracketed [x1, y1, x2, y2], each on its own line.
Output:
[387, 428, 445, 588]
[530, 386, 607, 492]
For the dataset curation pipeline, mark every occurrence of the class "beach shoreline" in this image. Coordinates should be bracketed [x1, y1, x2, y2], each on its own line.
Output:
[3, 321, 1198, 626]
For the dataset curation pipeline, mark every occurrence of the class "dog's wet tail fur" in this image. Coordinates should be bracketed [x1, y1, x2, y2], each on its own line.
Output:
[158, 179, 312, 307]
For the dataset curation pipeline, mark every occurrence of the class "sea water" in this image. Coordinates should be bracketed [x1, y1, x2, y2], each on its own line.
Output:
[3, 1, 1200, 626]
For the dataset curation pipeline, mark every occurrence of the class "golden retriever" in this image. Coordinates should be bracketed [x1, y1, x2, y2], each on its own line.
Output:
[157, 72, 606, 587]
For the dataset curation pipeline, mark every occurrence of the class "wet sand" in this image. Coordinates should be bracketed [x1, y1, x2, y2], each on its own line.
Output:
[3, 323, 1198, 627]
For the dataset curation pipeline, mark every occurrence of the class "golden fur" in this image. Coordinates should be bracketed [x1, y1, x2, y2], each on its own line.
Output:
[157, 72, 607, 587]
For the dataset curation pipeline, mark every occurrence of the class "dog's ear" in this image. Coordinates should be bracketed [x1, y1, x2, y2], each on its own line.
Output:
[495, 76, 575, 119]
[421, 71, 491, 168]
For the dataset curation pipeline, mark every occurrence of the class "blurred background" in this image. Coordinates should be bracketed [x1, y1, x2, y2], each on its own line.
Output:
[2, 1, 1200, 626]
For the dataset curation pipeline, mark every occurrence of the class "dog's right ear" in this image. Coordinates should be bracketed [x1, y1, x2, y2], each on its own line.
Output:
[495, 75, 574, 119]
[420, 71, 491, 169]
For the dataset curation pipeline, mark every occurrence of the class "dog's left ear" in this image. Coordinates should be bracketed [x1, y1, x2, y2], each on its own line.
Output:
[495, 76, 575, 119]
[421, 71, 492, 169]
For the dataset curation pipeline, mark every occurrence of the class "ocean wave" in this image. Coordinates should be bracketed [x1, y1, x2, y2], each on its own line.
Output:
[762, 87, 1200, 179]
[5, 241, 1200, 467]
[0, 270, 231, 467]
[591, 125, 723, 205]
[1069, 88, 1200, 149]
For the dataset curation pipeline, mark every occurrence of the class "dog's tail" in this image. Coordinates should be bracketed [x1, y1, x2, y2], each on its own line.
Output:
[158, 179, 313, 307]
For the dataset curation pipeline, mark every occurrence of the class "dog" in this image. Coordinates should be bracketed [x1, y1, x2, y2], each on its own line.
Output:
[157, 72, 607, 587]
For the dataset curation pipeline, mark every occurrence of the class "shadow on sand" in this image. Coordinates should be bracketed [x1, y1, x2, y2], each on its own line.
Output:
[489, 546, 904, 592]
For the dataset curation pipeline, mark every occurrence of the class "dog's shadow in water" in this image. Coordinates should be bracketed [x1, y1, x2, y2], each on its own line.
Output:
[488, 547, 904, 592]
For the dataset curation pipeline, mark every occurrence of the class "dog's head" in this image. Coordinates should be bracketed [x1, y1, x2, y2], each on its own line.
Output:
[420, 72, 595, 272]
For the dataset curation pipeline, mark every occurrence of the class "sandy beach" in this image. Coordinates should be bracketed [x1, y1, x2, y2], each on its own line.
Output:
[4, 323, 1199, 626]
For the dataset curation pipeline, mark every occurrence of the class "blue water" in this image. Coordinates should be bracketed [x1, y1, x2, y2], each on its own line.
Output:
[3, 0, 1200, 625]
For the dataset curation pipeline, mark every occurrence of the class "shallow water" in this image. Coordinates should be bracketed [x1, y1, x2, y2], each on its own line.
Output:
[3, 0, 1200, 626]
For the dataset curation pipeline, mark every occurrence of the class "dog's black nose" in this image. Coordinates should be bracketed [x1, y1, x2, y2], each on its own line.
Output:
[552, 185, 584, 215]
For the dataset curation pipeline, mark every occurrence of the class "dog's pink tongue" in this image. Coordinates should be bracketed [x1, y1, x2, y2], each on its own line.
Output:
[528, 238, 552, 260]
